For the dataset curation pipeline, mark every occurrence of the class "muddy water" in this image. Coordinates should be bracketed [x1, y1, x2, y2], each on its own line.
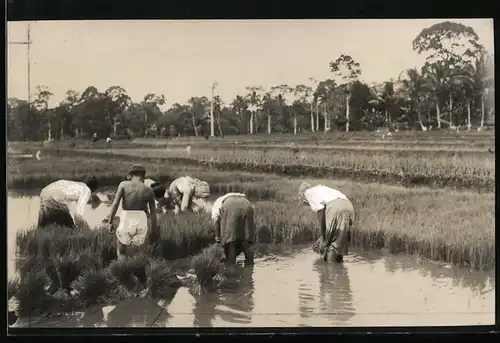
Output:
[8, 194, 495, 327]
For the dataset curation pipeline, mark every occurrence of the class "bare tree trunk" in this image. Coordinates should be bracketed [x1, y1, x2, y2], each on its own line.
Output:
[345, 96, 350, 132]
[191, 114, 198, 136]
[315, 102, 320, 132]
[385, 108, 389, 126]
[60, 126, 64, 140]
[48, 120, 52, 141]
[323, 103, 328, 133]
[216, 113, 224, 137]
[449, 94, 453, 127]
[310, 102, 315, 133]
[267, 110, 272, 135]
[466, 102, 471, 131]
[293, 111, 297, 135]
[480, 96, 485, 129]
[249, 111, 254, 134]
[435, 102, 441, 128]
[417, 109, 426, 131]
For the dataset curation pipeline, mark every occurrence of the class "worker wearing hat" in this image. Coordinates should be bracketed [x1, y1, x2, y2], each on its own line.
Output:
[107, 164, 158, 260]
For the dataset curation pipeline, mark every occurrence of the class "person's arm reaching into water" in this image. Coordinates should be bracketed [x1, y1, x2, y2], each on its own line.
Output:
[75, 186, 92, 218]
[180, 187, 195, 212]
[108, 182, 125, 233]
[211, 198, 222, 243]
[148, 189, 158, 237]
[318, 207, 326, 241]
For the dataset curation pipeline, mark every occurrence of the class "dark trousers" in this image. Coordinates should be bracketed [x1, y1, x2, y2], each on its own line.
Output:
[38, 202, 75, 229]
[224, 240, 254, 265]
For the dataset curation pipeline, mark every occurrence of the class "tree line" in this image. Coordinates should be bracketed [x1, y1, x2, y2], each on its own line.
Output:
[7, 21, 495, 141]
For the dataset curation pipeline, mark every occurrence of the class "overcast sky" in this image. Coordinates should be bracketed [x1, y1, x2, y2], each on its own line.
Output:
[7, 19, 494, 108]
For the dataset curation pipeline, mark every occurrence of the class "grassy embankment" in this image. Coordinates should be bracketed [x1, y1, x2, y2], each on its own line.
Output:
[7, 133, 495, 316]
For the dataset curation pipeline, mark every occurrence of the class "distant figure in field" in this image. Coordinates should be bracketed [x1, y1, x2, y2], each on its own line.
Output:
[298, 182, 354, 263]
[211, 192, 255, 266]
[38, 176, 100, 229]
[164, 176, 211, 214]
[106, 137, 112, 143]
[107, 165, 158, 260]
[92, 132, 99, 143]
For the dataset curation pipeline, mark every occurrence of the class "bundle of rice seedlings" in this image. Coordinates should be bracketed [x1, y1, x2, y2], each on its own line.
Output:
[45, 249, 101, 292]
[8, 278, 20, 326]
[146, 258, 183, 299]
[8, 277, 20, 299]
[15, 271, 54, 316]
[191, 244, 225, 295]
[108, 254, 148, 294]
[312, 237, 327, 254]
[70, 268, 119, 307]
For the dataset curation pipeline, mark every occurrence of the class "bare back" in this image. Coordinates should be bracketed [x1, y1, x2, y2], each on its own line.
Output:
[120, 180, 155, 213]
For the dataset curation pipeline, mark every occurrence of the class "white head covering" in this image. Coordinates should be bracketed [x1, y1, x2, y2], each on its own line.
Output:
[144, 179, 156, 188]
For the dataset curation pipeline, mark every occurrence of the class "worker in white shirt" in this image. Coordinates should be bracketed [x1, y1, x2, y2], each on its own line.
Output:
[298, 182, 354, 263]
[211, 193, 255, 266]
[38, 176, 100, 229]
[164, 176, 211, 214]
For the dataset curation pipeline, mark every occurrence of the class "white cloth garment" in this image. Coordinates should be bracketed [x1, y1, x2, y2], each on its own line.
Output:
[40, 180, 92, 220]
[115, 210, 149, 246]
[144, 179, 157, 188]
[211, 193, 247, 221]
[304, 185, 348, 212]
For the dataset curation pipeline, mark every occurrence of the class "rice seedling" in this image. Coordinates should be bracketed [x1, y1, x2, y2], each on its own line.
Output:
[108, 254, 149, 294]
[70, 268, 119, 307]
[15, 271, 54, 316]
[146, 258, 183, 299]
[8, 277, 20, 300]
[33, 147, 494, 191]
[191, 244, 225, 294]
[8, 155, 279, 199]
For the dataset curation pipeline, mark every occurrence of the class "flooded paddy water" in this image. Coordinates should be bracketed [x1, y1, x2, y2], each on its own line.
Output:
[8, 193, 495, 327]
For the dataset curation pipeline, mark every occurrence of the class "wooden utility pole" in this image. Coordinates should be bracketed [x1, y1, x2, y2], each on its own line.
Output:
[8, 23, 32, 103]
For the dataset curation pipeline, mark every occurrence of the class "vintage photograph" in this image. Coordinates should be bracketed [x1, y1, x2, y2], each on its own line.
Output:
[7, 19, 495, 328]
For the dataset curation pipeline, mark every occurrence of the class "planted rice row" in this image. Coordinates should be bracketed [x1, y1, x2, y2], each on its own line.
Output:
[14, 190, 495, 312]
[52, 148, 495, 192]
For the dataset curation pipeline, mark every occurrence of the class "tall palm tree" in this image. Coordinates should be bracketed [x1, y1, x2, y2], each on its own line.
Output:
[397, 68, 428, 131]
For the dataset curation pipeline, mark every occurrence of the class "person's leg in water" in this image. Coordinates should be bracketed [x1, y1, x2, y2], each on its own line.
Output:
[330, 210, 353, 263]
[224, 241, 238, 265]
[117, 241, 127, 261]
[242, 240, 254, 266]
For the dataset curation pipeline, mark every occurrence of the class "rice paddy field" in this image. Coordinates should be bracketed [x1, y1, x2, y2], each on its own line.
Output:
[7, 131, 496, 327]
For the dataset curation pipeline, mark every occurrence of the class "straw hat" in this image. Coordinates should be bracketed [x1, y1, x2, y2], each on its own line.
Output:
[128, 164, 146, 175]
[298, 181, 312, 204]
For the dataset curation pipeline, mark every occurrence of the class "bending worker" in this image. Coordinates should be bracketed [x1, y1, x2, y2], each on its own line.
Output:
[38, 176, 100, 229]
[298, 182, 354, 263]
[107, 165, 158, 260]
[164, 176, 211, 214]
[211, 192, 255, 266]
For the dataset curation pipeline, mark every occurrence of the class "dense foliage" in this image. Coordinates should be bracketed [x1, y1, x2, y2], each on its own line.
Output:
[7, 21, 494, 140]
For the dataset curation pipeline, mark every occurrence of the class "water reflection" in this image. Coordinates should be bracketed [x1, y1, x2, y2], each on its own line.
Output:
[313, 258, 355, 323]
[192, 265, 255, 327]
[382, 253, 494, 294]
